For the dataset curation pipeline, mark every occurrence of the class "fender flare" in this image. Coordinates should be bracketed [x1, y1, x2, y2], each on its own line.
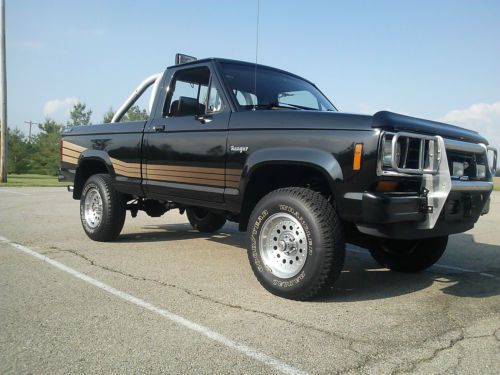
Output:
[77, 150, 115, 174]
[73, 150, 115, 198]
[240, 147, 343, 198]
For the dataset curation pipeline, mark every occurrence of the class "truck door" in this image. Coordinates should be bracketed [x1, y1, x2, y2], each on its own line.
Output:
[143, 64, 230, 203]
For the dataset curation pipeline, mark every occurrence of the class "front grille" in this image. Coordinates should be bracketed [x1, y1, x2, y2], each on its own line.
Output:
[446, 151, 487, 180]
[444, 139, 489, 181]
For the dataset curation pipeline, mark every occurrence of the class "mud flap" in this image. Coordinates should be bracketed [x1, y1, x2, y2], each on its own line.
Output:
[417, 136, 451, 229]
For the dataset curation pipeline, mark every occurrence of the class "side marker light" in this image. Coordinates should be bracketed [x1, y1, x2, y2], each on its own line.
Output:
[353, 143, 363, 170]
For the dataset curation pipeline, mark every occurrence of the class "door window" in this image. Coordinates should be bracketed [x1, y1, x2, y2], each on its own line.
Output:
[163, 67, 224, 117]
[207, 84, 223, 114]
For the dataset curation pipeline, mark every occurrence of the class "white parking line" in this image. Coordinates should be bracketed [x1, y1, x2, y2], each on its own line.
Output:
[347, 247, 497, 279]
[0, 189, 30, 196]
[431, 264, 496, 278]
[0, 235, 308, 375]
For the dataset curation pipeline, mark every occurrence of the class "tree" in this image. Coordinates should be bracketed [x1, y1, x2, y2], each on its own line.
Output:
[67, 102, 92, 126]
[30, 119, 63, 176]
[104, 105, 148, 123]
[7, 128, 31, 174]
[124, 105, 148, 122]
[103, 107, 114, 123]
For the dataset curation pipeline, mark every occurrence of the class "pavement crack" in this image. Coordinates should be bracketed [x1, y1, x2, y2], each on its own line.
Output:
[388, 328, 464, 374]
[392, 327, 500, 374]
[49, 245, 369, 353]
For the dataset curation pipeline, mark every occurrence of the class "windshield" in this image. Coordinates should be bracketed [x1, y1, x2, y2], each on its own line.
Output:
[220, 62, 336, 112]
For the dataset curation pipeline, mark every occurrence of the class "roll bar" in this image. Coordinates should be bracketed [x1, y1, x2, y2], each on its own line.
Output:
[111, 73, 162, 123]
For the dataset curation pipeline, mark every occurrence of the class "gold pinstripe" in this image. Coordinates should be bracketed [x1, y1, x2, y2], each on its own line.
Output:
[61, 140, 242, 187]
[61, 154, 79, 165]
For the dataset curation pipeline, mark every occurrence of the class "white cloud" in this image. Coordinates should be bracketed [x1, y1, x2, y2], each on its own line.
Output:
[43, 97, 80, 122]
[438, 101, 500, 149]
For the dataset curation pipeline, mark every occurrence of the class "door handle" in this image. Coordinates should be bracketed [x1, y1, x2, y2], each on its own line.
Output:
[152, 125, 165, 132]
[195, 115, 212, 124]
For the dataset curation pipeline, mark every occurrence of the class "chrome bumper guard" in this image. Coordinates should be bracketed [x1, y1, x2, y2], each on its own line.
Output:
[377, 132, 496, 229]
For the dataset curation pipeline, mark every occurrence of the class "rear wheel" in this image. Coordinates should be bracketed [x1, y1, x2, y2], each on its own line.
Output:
[186, 207, 226, 233]
[368, 236, 448, 272]
[247, 187, 345, 300]
[80, 174, 126, 242]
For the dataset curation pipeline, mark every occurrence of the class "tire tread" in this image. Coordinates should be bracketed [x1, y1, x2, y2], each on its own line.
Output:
[247, 187, 345, 300]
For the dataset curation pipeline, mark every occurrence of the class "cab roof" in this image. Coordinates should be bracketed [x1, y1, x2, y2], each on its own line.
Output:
[167, 57, 315, 87]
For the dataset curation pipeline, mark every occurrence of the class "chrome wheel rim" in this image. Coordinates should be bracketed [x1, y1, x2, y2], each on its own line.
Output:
[84, 187, 103, 228]
[258, 212, 308, 278]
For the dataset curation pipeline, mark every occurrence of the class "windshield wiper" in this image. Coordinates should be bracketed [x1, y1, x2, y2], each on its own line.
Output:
[252, 103, 309, 110]
[275, 102, 316, 110]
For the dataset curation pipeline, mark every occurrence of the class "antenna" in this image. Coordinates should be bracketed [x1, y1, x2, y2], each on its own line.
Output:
[253, 0, 260, 109]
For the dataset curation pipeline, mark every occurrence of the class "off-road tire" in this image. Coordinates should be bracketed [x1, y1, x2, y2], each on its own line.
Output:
[186, 207, 226, 233]
[80, 174, 126, 242]
[369, 236, 448, 272]
[247, 187, 345, 300]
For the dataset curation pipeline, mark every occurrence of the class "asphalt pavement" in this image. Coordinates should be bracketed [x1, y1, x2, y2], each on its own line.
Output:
[0, 187, 499, 374]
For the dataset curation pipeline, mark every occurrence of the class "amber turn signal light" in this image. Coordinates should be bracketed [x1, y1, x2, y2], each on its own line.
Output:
[353, 143, 363, 170]
[376, 180, 398, 192]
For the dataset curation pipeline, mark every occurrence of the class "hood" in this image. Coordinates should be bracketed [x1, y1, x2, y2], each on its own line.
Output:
[229, 110, 373, 131]
[371, 111, 487, 145]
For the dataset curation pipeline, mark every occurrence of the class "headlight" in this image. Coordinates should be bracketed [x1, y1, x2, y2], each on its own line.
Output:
[382, 135, 401, 167]
[452, 162, 464, 177]
[382, 137, 392, 166]
[476, 164, 486, 179]
[379, 132, 440, 175]
[487, 147, 497, 175]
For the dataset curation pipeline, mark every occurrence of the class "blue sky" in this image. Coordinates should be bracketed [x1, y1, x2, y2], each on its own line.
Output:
[6, 0, 500, 147]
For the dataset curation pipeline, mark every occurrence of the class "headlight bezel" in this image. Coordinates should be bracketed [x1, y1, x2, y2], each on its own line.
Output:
[378, 132, 441, 176]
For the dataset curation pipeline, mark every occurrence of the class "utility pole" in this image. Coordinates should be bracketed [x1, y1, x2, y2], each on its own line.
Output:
[0, 0, 7, 182]
[24, 120, 40, 143]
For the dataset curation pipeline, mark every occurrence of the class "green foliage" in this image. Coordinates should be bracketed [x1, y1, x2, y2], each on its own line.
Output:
[7, 128, 33, 174]
[102, 105, 148, 123]
[123, 105, 149, 122]
[6, 119, 63, 176]
[4, 101, 149, 178]
[29, 119, 63, 176]
[67, 102, 92, 126]
[103, 107, 115, 123]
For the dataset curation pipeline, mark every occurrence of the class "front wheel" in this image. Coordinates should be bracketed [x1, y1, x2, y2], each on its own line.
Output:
[80, 174, 126, 242]
[247, 187, 345, 300]
[368, 236, 448, 272]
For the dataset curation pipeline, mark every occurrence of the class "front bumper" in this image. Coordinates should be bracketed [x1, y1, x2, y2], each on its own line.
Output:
[358, 180, 493, 239]
[362, 192, 426, 223]
[354, 132, 496, 239]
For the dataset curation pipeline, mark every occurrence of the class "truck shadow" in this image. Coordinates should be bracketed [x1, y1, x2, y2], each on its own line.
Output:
[118, 226, 500, 302]
[118, 222, 245, 249]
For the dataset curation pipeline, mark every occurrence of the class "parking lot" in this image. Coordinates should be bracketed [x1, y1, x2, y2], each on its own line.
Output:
[1, 187, 499, 374]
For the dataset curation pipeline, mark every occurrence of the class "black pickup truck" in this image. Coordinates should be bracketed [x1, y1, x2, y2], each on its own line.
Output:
[60, 54, 497, 300]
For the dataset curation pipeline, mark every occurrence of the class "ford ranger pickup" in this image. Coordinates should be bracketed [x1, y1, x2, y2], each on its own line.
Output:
[59, 54, 497, 300]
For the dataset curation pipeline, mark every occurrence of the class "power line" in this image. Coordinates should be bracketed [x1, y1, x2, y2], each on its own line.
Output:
[24, 120, 41, 143]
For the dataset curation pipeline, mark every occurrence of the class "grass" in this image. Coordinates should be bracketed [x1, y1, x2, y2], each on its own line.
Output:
[0, 174, 67, 187]
[494, 177, 500, 191]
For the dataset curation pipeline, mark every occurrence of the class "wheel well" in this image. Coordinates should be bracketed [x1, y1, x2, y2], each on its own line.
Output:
[73, 159, 109, 199]
[238, 164, 333, 231]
